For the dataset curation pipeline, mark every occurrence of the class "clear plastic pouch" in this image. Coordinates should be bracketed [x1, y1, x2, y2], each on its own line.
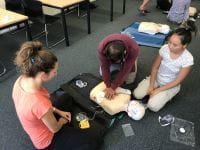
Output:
[158, 114, 174, 127]
[76, 112, 89, 122]
[122, 123, 135, 137]
[170, 117, 195, 147]
[75, 80, 87, 88]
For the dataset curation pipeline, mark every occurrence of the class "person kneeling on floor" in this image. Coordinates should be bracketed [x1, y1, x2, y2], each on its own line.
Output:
[12, 41, 102, 150]
[133, 21, 196, 112]
[98, 33, 139, 100]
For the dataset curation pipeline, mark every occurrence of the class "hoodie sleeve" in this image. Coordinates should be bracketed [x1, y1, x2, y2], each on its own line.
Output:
[98, 48, 111, 88]
[111, 54, 136, 89]
[98, 33, 139, 89]
[110, 34, 139, 89]
[98, 35, 114, 88]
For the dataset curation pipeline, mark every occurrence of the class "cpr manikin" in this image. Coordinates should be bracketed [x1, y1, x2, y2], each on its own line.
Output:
[90, 82, 145, 120]
[138, 22, 170, 35]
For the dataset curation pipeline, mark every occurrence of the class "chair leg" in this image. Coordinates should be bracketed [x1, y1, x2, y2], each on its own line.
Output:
[78, 4, 80, 16]
[45, 24, 49, 47]
[77, 3, 87, 18]
[29, 21, 45, 40]
[26, 31, 28, 40]
[0, 61, 7, 77]
[43, 23, 67, 48]
[44, 22, 66, 48]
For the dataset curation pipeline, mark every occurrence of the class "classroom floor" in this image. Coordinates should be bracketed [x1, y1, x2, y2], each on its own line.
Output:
[0, 0, 200, 150]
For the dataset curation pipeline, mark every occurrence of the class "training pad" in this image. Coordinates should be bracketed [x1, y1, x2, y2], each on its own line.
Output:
[121, 22, 168, 48]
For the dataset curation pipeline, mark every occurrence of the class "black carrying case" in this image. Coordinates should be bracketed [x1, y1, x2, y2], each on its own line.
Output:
[59, 73, 125, 133]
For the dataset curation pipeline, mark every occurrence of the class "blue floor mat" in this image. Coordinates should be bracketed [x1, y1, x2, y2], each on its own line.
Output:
[121, 22, 168, 48]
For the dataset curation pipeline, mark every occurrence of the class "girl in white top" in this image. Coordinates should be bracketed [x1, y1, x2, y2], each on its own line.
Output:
[133, 21, 196, 112]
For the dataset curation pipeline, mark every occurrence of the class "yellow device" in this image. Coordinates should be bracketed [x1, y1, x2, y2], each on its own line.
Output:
[79, 119, 90, 129]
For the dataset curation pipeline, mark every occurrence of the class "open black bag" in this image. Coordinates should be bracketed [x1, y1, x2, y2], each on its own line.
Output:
[58, 73, 125, 134]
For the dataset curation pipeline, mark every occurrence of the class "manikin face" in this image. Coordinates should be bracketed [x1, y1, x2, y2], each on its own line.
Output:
[168, 34, 187, 54]
[42, 62, 58, 82]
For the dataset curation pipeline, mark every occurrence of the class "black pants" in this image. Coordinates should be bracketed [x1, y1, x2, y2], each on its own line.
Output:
[44, 90, 103, 150]
[157, 0, 172, 11]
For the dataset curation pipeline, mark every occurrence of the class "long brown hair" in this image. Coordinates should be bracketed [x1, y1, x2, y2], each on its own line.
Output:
[14, 41, 57, 77]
